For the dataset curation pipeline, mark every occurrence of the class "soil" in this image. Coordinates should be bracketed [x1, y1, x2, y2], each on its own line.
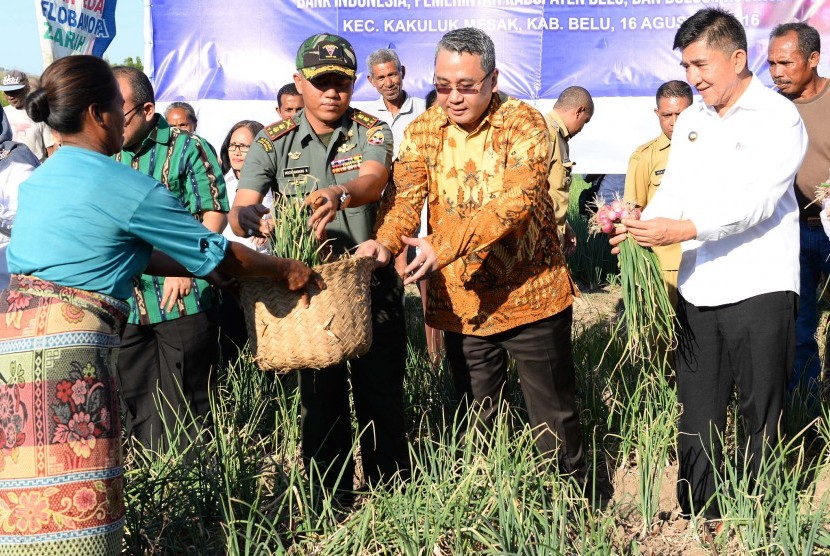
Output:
[576, 284, 830, 555]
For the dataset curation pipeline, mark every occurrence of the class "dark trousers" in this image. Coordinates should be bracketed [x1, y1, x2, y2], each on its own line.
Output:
[444, 308, 585, 477]
[299, 265, 409, 491]
[793, 220, 830, 411]
[216, 294, 249, 369]
[675, 291, 795, 519]
[116, 310, 219, 451]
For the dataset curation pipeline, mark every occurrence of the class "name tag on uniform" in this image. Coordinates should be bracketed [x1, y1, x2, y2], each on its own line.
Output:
[655, 169, 665, 176]
[331, 155, 362, 174]
[283, 167, 310, 178]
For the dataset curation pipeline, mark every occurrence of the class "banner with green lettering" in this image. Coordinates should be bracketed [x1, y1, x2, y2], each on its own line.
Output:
[34, 0, 118, 66]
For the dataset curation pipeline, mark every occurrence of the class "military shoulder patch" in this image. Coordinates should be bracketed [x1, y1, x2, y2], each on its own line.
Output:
[351, 109, 380, 129]
[367, 126, 385, 146]
[265, 119, 297, 141]
[256, 137, 273, 153]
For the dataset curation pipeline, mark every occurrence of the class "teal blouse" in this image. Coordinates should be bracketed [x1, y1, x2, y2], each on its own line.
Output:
[8, 145, 227, 300]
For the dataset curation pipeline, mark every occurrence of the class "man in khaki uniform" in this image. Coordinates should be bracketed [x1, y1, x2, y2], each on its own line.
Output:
[544, 86, 593, 253]
[229, 34, 409, 500]
[623, 80, 693, 304]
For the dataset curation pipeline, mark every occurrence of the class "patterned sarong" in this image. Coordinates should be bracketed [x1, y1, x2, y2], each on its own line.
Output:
[0, 275, 125, 555]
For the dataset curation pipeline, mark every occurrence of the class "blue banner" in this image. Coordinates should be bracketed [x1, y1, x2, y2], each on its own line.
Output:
[149, 0, 827, 101]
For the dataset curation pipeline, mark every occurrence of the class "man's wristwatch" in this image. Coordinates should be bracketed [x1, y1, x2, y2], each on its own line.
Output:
[336, 185, 351, 210]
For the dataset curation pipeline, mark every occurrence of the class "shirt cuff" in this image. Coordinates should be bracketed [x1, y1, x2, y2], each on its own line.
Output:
[188, 234, 228, 277]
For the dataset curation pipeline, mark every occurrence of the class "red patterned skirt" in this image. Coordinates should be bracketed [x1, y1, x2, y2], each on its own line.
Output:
[0, 275, 125, 555]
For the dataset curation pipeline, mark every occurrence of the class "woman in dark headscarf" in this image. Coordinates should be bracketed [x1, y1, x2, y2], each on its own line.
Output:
[0, 109, 39, 290]
[0, 55, 323, 555]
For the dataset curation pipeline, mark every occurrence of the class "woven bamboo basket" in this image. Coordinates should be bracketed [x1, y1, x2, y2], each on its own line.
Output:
[239, 255, 375, 372]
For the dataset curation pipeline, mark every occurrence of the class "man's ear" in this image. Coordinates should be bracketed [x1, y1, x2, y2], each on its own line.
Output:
[808, 50, 820, 70]
[400, 65, 406, 80]
[142, 102, 156, 122]
[732, 49, 748, 75]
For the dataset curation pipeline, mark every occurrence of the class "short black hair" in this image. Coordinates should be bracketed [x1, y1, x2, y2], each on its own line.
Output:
[112, 65, 155, 105]
[277, 83, 300, 107]
[656, 80, 693, 105]
[673, 8, 747, 54]
[554, 86, 594, 115]
[770, 22, 820, 61]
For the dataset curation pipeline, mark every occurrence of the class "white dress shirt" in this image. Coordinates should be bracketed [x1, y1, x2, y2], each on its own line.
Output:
[366, 92, 426, 159]
[643, 75, 808, 307]
[222, 171, 274, 253]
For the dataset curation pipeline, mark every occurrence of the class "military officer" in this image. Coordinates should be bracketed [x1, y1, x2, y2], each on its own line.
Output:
[623, 80, 693, 304]
[544, 86, 594, 254]
[228, 34, 409, 499]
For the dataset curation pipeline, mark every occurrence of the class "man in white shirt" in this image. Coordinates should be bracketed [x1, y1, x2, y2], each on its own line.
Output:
[365, 49, 426, 158]
[612, 8, 807, 524]
[1, 71, 55, 163]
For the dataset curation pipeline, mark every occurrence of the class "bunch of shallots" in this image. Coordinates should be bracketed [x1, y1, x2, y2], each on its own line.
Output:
[591, 199, 642, 234]
[591, 198, 675, 366]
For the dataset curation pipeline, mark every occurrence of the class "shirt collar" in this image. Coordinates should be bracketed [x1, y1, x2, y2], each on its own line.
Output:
[439, 92, 508, 133]
[656, 132, 671, 150]
[296, 108, 352, 144]
[141, 114, 172, 148]
[374, 91, 414, 114]
[548, 108, 570, 139]
[698, 74, 764, 119]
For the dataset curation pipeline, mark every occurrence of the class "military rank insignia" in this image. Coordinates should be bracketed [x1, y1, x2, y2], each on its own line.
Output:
[265, 118, 297, 141]
[367, 127, 385, 145]
[351, 109, 380, 128]
[331, 155, 362, 174]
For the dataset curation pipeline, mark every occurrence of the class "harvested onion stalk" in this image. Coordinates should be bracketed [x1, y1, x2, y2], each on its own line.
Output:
[591, 198, 676, 365]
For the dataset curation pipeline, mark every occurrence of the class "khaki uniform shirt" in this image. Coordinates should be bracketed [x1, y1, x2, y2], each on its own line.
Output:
[374, 93, 575, 336]
[623, 132, 680, 272]
[238, 108, 393, 253]
[544, 109, 573, 235]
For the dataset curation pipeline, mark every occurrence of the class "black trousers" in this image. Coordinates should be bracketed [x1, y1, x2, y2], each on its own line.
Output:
[444, 308, 585, 477]
[116, 310, 219, 450]
[299, 265, 409, 491]
[675, 291, 795, 519]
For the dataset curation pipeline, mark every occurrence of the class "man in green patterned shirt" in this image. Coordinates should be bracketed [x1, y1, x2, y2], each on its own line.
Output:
[113, 66, 229, 450]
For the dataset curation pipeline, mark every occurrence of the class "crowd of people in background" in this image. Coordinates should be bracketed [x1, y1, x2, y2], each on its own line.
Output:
[0, 7, 827, 553]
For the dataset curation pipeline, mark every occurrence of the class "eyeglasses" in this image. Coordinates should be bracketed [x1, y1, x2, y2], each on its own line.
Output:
[229, 143, 250, 153]
[123, 104, 142, 125]
[433, 72, 492, 95]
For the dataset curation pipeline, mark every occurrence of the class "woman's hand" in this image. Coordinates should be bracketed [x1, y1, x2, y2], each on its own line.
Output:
[279, 259, 326, 308]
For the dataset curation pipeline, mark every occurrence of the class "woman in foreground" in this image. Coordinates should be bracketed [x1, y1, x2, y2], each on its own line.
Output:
[0, 55, 321, 555]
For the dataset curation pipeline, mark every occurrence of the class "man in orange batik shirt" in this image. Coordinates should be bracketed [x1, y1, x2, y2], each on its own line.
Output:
[358, 27, 607, 501]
